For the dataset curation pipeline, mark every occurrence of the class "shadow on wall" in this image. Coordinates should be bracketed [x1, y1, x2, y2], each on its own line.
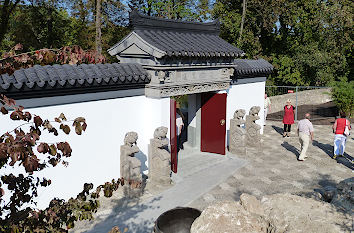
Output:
[226, 130, 229, 148]
[135, 151, 148, 174]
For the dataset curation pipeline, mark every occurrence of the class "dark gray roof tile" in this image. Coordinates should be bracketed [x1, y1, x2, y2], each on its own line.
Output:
[115, 10, 245, 58]
[233, 59, 273, 77]
[0, 63, 150, 97]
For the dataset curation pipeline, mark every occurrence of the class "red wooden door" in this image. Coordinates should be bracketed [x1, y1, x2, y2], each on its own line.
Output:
[201, 93, 227, 155]
[170, 98, 178, 173]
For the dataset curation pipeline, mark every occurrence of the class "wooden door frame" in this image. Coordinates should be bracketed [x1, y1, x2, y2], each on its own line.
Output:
[170, 98, 178, 173]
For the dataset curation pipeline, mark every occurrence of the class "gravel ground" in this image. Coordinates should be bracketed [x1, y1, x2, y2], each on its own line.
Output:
[189, 121, 353, 210]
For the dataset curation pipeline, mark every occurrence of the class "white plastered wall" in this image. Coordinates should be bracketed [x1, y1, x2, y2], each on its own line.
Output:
[1, 95, 170, 209]
[226, 77, 266, 147]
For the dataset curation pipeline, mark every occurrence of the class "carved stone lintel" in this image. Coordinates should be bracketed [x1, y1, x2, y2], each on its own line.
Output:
[145, 67, 234, 98]
[245, 106, 261, 148]
[146, 81, 230, 98]
[148, 127, 172, 186]
[229, 109, 246, 155]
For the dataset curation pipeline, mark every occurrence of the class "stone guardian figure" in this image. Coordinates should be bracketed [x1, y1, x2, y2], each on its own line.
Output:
[148, 126, 172, 186]
[245, 106, 262, 148]
[229, 109, 246, 155]
[120, 132, 142, 196]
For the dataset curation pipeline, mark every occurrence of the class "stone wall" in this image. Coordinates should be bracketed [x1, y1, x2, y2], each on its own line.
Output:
[268, 88, 332, 113]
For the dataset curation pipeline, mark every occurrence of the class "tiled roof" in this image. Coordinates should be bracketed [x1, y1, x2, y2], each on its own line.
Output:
[0, 63, 150, 98]
[233, 59, 273, 76]
[129, 10, 244, 57]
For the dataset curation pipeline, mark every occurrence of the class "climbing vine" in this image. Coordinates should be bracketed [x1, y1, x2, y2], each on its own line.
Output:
[0, 95, 142, 232]
[0, 43, 106, 76]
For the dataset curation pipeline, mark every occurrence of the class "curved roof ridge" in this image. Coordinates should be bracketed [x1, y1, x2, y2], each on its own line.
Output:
[130, 8, 220, 34]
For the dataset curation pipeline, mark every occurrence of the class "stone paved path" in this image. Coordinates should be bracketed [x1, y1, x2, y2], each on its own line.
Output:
[72, 121, 353, 232]
[189, 121, 353, 210]
[73, 151, 246, 233]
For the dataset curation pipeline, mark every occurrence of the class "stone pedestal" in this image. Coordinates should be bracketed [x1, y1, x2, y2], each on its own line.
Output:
[229, 109, 246, 155]
[245, 106, 261, 148]
[120, 132, 142, 197]
[148, 127, 172, 186]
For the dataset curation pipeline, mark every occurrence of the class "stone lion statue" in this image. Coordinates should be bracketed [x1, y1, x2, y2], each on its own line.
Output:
[124, 131, 138, 147]
[233, 109, 246, 120]
[152, 126, 169, 150]
[246, 106, 261, 147]
[149, 126, 171, 185]
[249, 106, 260, 118]
[120, 131, 141, 183]
[229, 109, 246, 155]
[153, 126, 168, 141]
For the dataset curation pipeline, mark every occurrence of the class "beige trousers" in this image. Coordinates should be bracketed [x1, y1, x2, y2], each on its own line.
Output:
[299, 132, 310, 160]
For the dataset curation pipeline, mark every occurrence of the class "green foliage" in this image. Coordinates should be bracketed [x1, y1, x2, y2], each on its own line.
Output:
[0, 0, 128, 56]
[172, 95, 188, 109]
[1, 0, 352, 86]
[331, 79, 354, 116]
[130, 0, 211, 21]
[270, 55, 303, 86]
[213, 0, 353, 86]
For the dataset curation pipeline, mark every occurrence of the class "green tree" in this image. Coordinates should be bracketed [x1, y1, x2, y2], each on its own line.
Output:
[213, 0, 353, 86]
[331, 79, 354, 117]
[4, 5, 75, 51]
[0, 0, 23, 47]
[128, 0, 211, 21]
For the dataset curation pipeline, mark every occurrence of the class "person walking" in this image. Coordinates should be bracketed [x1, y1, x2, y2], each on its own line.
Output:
[332, 112, 351, 159]
[264, 93, 271, 126]
[297, 113, 314, 161]
[176, 107, 185, 152]
[282, 99, 295, 137]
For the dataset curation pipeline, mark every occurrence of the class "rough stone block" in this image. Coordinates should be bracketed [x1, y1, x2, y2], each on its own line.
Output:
[245, 106, 261, 148]
[229, 109, 247, 155]
[148, 127, 172, 186]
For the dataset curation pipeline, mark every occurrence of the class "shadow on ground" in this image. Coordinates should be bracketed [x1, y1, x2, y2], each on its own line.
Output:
[281, 141, 299, 158]
[85, 195, 162, 233]
[313, 140, 353, 170]
[272, 125, 283, 135]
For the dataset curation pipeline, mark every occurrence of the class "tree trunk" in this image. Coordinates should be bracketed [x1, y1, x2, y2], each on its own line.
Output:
[171, 0, 175, 19]
[47, 6, 54, 48]
[239, 0, 247, 42]
[95, 0, 102, 61]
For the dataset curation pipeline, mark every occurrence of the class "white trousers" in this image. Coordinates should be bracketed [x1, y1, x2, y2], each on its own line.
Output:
[299, 132, 310, 160]
[264, 108, 268, 125]
[334, 134, 347, 156]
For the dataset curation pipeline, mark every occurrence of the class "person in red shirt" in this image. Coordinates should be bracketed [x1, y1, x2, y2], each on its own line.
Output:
[332, 112, 351, 159]
[282, 99, 295, 137]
